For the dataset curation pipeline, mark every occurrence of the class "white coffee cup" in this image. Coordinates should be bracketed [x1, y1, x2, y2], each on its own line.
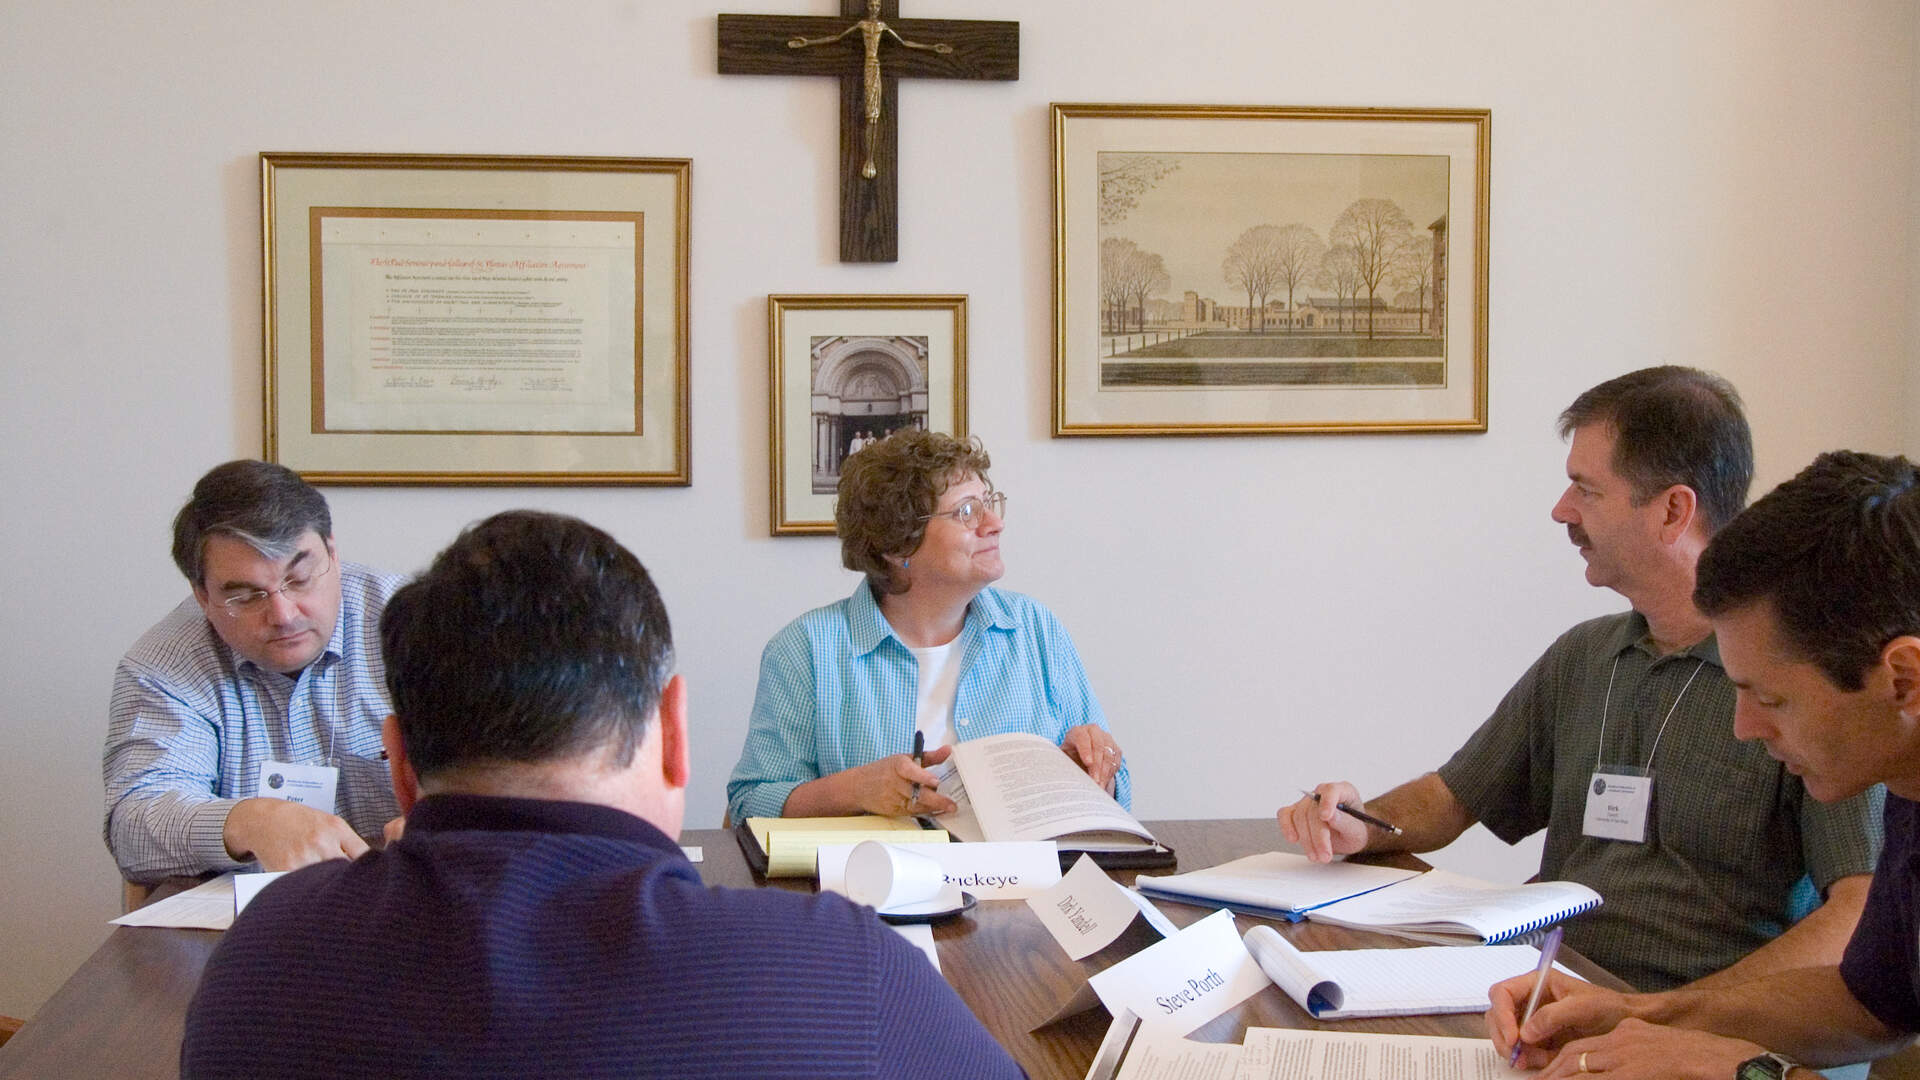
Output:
[845, 841, 947, 911]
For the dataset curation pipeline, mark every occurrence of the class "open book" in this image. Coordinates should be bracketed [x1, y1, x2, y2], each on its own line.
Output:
[937, 732, 1173, 868]
[1243, 924, 1578, 1020]
[1137, 854, 1600, 945]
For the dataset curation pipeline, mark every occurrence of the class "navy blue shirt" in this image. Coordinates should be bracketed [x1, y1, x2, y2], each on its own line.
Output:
[182, 794, 1026, 1079]
[1841, 794, 1920, 1032]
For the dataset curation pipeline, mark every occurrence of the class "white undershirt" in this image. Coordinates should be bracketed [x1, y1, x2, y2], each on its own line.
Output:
[908, 639, 965, 751]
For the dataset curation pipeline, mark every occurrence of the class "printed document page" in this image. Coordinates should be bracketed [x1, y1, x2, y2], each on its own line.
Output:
[1112, 1022, 1244, 1079]
[949, 732, 1155, 848]
[1086, 1010, 1244, 1080]
[1240, 1028, 1534, 1078]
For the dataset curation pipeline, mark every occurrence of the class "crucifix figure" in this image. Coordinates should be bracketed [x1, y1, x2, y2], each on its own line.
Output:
[718, 2, 1018, 262]
[787, 0, 952, 181]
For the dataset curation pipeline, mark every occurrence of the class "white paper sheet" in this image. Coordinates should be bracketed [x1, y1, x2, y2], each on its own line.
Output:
[890, 922, 941, 973]
[110, 873, 238, 930]
[232, 871, 288, 916]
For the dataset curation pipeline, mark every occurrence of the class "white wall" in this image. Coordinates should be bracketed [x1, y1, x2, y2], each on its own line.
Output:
[2, 1, 1914, 1020]
[1911, 17, 1920, 456]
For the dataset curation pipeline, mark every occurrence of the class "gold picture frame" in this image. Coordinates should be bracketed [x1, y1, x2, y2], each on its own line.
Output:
[262, 152, 690, 484]
[1052, 104, 1489, 436]
[768, 294, 969, 535]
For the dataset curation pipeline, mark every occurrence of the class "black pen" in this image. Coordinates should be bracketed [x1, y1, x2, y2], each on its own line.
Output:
[1302, 789, 1404, 836]
[909, 730, 925, 809]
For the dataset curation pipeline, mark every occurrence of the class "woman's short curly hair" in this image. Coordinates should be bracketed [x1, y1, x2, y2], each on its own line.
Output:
[837, 429, 991, 594]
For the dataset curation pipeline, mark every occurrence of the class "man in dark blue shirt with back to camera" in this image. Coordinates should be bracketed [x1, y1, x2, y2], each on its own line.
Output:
[181, 509, 1025, 1079]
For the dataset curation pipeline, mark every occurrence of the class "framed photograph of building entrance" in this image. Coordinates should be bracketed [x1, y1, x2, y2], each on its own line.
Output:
[1052, 104, 1489, 436]
[769, 294, 968, 535]
[262, 153, 690, 484]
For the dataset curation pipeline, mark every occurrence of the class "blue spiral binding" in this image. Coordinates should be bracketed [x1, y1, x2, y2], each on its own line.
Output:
[1487, 896, 1601, 944]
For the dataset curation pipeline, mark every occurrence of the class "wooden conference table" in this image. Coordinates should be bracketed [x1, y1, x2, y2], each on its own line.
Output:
[0, 819, 1620, 1080]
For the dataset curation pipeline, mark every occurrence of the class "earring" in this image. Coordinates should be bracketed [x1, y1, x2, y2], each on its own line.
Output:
[902, 559, 909, 569]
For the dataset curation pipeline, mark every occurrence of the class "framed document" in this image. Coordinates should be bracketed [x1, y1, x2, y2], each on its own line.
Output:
[768, 294, 969, 535]
[1052, 104, 1489, 436]
[262, 153, 690, 484]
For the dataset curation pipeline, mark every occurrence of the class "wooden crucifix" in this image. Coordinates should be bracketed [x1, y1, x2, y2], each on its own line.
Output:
[718, 1, 1018, 262]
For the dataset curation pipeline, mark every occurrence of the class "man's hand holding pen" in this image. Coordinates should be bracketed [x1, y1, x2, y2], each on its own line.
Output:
[1278, 781, 1391, 863]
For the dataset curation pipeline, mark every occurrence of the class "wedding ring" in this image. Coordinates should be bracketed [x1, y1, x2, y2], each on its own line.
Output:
[1580, 1052, 1590, 1073]
[1103, 746, 1117, 756]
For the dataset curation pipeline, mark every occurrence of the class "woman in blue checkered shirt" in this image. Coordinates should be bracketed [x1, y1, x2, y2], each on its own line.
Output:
[727, 430, 1130, 822]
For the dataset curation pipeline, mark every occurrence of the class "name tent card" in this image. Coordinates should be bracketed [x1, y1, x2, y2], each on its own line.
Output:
[1028, 854, 1172, 961]
[817, 840, 1061, 900]
[1085, 909, 1271, 1036]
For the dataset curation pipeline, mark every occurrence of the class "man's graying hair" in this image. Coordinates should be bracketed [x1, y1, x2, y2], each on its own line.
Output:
[1558, 366, 1753, 535]
[170, 461, 333, 589]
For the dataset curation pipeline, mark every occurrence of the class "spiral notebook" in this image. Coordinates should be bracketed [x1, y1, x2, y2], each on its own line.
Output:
[1243, 924, 1581, 1019]
[1303, 868, 1602, 946]
[1137, 855, 1601, 946]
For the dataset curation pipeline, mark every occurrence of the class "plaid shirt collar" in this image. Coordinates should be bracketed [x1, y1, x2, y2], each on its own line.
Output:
[846, 579, 1018, 658]
[1605, 608, 1724, 669]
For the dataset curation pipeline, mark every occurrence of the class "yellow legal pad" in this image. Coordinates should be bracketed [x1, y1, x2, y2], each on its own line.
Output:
[745, 815, 950, 878]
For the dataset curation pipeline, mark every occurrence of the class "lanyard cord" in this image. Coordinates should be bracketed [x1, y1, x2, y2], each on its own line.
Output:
[323, 660, 338, 764]
[1594, 654, 1708, 773]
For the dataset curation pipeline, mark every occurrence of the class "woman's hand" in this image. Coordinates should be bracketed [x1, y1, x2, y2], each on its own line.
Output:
[787, 745, 956, 817]
[1061, 724, 1123, 790]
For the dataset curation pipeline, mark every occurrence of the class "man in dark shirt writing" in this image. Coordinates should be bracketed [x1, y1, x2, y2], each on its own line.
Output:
[1488, 451, 1920, 1078]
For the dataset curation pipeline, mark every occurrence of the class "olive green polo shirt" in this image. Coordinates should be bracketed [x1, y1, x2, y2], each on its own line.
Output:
[1438, 610, 1883, 991]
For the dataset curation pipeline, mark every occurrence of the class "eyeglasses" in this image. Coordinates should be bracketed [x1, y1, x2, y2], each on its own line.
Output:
[920, 491, 1008, 531]
[217, 555, 335, 618]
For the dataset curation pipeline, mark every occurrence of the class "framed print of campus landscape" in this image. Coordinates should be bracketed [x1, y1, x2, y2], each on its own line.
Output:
[1051, 104, 1489, 436]
[262, 153, 690, 484]
[768, 294, 968, 535]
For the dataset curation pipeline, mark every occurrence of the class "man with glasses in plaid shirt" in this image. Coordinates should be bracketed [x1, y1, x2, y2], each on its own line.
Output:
[104, 460, 405, 882]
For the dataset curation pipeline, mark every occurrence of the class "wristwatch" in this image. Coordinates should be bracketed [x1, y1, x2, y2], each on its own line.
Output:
[1735, 1052, 1798, 1080]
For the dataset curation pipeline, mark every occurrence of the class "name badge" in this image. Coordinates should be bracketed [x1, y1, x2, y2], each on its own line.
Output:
[1583, 767, 1652, 842]
[255, 759, 338, 812]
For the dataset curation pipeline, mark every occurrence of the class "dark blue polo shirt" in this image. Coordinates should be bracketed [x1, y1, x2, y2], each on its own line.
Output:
[182, 794, 1025, 1078]
[1841, 794, 1920, 1031]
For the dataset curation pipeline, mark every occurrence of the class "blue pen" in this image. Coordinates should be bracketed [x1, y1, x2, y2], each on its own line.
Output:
[1509, 925, 1565, 1067]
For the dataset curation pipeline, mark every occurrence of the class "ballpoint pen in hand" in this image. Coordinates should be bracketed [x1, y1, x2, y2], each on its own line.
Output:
[908, 730, 925, 808]
[1301, 789, 1404, 836]
[1508, 924, 1565, 1067]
